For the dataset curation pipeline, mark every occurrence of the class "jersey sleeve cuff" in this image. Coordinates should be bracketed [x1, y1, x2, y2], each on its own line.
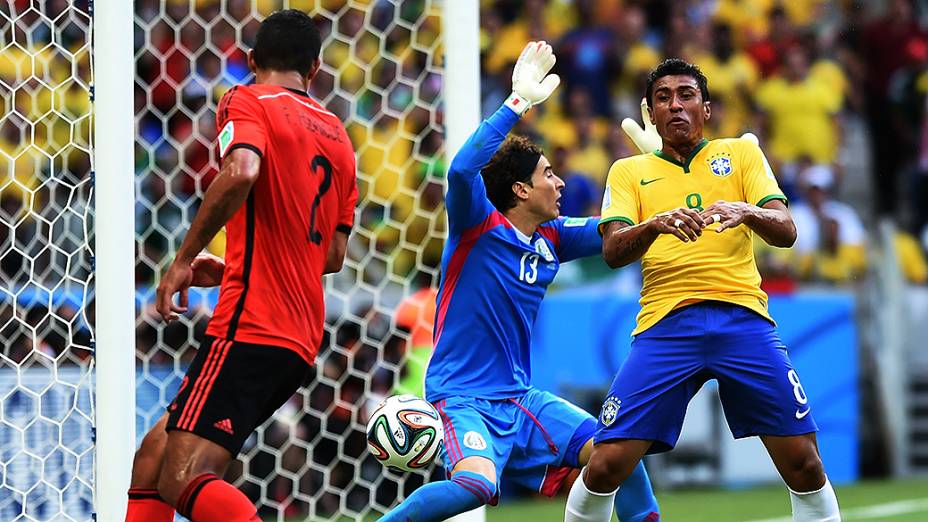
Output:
[756, 194, 788, 208]
[491, 101, 523, 129]
[597, 216, 635, 236]
[225, 143, 264, 159]
[335, 224, 352, 235]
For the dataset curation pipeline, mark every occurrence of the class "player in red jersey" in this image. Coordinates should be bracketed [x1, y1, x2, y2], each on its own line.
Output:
[125, 10, 357, 522]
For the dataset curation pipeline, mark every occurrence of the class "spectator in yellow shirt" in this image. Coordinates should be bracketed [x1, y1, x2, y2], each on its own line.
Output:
[755, 45, 843, 166]
[693, 23, 759, 138]
[789, 165, 867, 284]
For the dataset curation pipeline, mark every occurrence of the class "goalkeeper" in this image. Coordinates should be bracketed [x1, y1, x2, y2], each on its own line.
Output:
[379, 42, 660, 522]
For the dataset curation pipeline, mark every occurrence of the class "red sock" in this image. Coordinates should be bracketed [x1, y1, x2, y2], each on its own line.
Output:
[126, 488, 174, 522]
[177, 473, 259, 522]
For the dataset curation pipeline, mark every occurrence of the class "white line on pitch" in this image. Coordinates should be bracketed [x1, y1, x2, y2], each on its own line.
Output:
[744, 498, 928, 522]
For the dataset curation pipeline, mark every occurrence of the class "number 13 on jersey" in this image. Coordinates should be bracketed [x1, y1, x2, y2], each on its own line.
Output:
[519, 253, 539, 284]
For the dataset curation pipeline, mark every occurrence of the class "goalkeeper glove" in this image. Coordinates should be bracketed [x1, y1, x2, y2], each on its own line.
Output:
[505, 41, 560, 116]
[621, 98, 662, 153]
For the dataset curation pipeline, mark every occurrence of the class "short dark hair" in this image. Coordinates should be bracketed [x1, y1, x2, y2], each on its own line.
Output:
[481, 136, 542, 212]
[645, 58, 710, 107]
[253, 10, 322, 76]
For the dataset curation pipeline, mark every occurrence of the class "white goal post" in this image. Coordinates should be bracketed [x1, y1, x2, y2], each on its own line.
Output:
[92, 0, 136, 519]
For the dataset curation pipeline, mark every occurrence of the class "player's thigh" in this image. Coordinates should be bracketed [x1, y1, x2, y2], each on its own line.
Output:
[710, 311, 817, 438]
[434, 397, 516, 483]
[502, 390, 595, 496]
[595, 322, 708, 453]
[516, 390, 594, 468]
[131, 413, 170, 488]
[166, 336, 310, 458]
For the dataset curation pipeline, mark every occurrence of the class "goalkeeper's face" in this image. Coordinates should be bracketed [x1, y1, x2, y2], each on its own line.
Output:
[520, 155, 564, 221]
[649, 75, 710, 147]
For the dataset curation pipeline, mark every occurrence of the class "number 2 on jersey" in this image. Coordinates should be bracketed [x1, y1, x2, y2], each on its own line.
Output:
[308, 154, 333, 244]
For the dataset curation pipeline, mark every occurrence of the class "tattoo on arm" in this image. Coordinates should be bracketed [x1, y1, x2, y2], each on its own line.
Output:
[616, 236, 644, 259]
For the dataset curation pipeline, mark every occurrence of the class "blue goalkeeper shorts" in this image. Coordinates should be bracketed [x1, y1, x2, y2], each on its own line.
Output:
[595, 301, 817, 453]
[433, 388, 595, 503]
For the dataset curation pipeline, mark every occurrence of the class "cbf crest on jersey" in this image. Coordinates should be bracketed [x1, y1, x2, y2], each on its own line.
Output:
[600, 396, 621, 426]
[708, 152, 733, 177]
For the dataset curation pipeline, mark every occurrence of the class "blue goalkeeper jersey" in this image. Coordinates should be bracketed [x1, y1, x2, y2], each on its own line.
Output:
[424, 105, 602, 402]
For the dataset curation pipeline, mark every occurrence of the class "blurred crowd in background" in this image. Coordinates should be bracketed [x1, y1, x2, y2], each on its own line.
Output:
[128, 0, 928, 297]
[479, 0, 928, 289]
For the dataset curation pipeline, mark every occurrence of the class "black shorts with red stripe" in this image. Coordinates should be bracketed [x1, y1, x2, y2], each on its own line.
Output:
[166, 335, 310, 454]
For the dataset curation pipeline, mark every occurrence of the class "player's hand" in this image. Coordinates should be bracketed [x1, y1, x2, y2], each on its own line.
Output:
[648, 207, 705, 242]
[622, 98, 662, 153]
[191, 252, 225, 287]
[700, 200, 754, 233]
[505, 41, 559, 116]
[156, 260, 194, 323]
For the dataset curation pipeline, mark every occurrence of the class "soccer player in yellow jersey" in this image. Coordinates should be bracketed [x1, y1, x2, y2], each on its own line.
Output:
[564, 59, 841, 522]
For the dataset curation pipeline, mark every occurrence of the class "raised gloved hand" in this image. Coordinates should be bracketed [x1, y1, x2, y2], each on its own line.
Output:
[504, 41, 560, 116]
[621, 98, 662, 153]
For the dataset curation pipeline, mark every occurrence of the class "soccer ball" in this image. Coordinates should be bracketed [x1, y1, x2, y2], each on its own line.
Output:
[366, 394, 444, 472]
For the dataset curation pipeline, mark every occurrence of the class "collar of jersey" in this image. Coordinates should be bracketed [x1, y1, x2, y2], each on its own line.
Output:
[652, 138, 709, 173]
[283, 86, 311, 98]
[505, 216, 533, 244]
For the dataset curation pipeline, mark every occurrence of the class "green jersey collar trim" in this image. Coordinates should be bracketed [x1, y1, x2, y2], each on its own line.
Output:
[653, 138, 710, 173]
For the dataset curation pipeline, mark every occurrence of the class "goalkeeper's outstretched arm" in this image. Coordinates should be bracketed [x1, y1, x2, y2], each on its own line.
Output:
[446, 41, 560, 232]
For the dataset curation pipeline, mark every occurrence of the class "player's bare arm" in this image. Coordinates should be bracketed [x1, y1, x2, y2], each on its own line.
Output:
[156, 148, 260, 322]
[323, 230, 349, 274]
[602, 206, 705, 268]
[700, 199, 796, 247]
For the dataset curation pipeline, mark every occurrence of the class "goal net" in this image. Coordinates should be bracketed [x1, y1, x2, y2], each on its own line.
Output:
[1, 0, 466, 519]
[0, 0, 95, 520]
[133, 0, 449, 520]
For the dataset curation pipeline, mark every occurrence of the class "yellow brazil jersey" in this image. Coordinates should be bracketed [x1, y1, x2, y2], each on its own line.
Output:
[601, 138, 787, 335]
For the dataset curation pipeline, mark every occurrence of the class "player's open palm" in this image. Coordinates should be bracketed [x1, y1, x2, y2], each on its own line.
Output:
[190, 252, 225, 287]
[622, 98, 662, 153]
[511, 41, 559, 108]
[156, 260, 194, 323]
[650, 207, 705, 242]
[701, 201, 752, 233]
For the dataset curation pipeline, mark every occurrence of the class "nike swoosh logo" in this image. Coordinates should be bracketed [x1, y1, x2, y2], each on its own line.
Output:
[640, 178, 663, 186]
[795, 408, 811, 419]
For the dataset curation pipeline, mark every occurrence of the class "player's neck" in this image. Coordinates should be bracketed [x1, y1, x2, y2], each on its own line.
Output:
[505, 207, 543, 238]
[660, 136, 706, 164]
[253, 70, 309, 94]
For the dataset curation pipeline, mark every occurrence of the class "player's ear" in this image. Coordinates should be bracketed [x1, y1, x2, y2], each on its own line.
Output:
[647, 105, 655, 125]
[306, 57, 322, 84]
[247, 49, 258, 75]
[703, 100, 711, 121]
[512, 181, 531, 202]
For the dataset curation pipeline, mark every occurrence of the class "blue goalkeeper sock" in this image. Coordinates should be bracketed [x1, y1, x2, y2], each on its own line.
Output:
[614, 461, 660, 521]
[379, 471, 495, 522]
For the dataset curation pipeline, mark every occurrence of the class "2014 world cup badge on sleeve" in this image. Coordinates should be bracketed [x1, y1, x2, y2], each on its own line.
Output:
[600, 396, 621, 426]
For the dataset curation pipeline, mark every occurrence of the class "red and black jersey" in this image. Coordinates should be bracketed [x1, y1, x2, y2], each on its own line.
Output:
[206, 84, 357, 365]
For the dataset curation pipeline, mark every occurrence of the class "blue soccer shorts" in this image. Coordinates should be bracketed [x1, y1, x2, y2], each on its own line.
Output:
[595, 301, 817, 453]
[432, 388, 596, 502]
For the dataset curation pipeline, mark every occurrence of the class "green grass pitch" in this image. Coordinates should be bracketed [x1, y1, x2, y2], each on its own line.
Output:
[485, 478, 928, 522]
